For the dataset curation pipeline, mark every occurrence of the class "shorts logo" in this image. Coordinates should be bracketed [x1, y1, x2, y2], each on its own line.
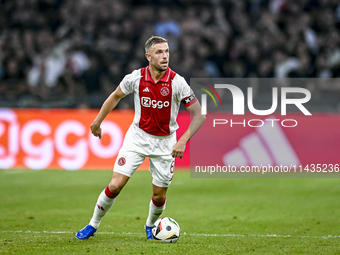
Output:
[141, 97, 170, 109]
[118, 157, 126, 166]
[169, 160, 175, 182]
[160, 87, 170, 96]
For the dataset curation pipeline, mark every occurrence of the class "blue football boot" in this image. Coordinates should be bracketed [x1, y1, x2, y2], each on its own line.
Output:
[76, 225, 97, 239]
[145, 225, 154, 240]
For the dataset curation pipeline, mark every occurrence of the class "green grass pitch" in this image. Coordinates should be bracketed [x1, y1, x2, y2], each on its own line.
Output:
[0, 169, 340, 254]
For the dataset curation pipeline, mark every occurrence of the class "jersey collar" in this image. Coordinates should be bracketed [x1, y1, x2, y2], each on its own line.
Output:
[145, 66, 171, 84]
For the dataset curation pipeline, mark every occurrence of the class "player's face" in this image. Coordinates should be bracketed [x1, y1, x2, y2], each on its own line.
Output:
[147, 42, 169, 72]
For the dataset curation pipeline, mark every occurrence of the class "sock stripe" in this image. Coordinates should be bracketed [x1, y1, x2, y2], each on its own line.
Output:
[105, 186, 119, 198]
[152, 198, 166, 207]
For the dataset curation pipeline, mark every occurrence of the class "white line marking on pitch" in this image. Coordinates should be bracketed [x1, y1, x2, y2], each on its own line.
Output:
[1, 230, 339, 240]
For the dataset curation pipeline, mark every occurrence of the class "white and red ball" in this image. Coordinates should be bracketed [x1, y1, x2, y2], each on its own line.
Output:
[152, 217, 180, 243]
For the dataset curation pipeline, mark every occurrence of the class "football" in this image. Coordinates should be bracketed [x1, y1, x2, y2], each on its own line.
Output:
[152, 217, 180, 243]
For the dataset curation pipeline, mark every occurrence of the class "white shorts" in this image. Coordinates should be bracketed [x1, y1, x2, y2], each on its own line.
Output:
[114, 125, 176, 188]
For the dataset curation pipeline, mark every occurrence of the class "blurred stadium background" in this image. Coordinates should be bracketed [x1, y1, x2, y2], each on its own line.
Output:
[0, 0, 339, 109]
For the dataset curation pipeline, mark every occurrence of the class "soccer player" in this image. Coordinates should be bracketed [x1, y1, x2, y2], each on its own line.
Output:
[76, 36, 205, 240]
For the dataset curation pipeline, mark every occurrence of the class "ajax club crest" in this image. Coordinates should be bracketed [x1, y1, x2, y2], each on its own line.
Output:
[160, 87, 170, 96]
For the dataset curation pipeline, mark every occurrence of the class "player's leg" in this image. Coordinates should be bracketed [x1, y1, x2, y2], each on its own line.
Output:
[88, 172, 130, 229]
[145, 185, 168, 240]
[145, 184, 168, 225]
[76, 172, 130, 239]
[76, 150, 145, 239]
[145, 155, 174, 239]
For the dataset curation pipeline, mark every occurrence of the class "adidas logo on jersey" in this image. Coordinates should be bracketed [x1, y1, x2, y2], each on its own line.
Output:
[143, 87, 150, 92]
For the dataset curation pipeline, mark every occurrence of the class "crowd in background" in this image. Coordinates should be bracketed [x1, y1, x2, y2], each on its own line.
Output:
[0, 0, 340, 109]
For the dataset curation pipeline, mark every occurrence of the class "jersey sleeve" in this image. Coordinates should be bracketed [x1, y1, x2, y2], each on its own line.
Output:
[176, 76, 197, 107]
[119, 69, 140, 95]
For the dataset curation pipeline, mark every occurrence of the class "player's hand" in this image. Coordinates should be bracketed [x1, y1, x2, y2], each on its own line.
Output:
[90, 123, 102, 139]
[171, 141, 186, 159]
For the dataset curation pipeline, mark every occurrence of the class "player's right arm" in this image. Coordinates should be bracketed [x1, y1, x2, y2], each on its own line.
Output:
[90, 85, 127, 139]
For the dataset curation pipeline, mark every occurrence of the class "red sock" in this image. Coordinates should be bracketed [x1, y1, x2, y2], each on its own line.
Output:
[152, 198, 166, 207]
[105, 186, 119, 198]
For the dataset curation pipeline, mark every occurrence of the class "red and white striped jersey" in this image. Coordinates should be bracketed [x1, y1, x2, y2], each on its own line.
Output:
[119, 66, 197, 136]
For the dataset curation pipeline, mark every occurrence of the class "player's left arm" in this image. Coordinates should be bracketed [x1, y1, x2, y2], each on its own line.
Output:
[171, 100, 206, 158]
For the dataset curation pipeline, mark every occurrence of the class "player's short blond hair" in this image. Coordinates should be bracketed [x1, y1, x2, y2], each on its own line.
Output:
[145, 36, 168, 53]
